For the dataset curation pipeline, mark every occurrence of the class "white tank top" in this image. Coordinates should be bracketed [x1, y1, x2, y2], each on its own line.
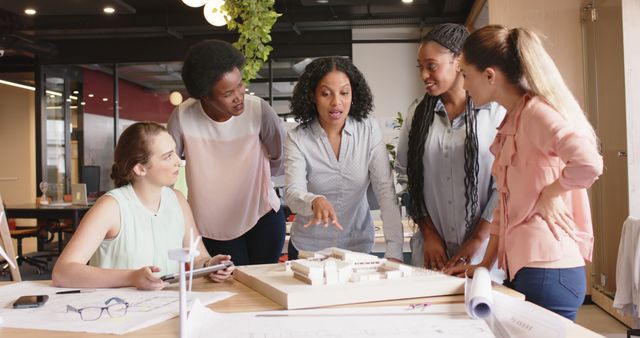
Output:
[89, 184, 185, 275]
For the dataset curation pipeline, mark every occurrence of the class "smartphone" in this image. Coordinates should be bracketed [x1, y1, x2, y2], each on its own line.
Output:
[160, 261, 233, 284]
[12, 295, 49, 309]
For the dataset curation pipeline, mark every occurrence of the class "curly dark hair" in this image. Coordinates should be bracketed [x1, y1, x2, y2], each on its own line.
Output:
[289, 57, 374, 127]
[182, 39, 245, 99]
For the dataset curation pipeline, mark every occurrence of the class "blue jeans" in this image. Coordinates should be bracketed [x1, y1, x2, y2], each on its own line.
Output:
[508, 266, 586, 321]
[202, 208, 285, 266]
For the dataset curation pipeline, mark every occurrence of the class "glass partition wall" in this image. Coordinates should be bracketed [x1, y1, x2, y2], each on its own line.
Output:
[43, 73, 68, 202]
[35, 56, 347, 196]
[37, 66, 83, 201]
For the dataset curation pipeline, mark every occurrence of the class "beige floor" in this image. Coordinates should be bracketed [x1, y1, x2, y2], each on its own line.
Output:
[577, 304, 631, 338]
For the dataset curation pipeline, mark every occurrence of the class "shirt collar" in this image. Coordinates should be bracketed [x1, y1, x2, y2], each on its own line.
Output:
[434, 99, 447, 117]
[310, 117, 354, 136]
[434, 98, 494, 125]
[434, 98, 467, 128]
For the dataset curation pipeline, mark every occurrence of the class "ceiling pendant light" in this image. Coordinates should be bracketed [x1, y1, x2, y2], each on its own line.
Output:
[169, 91, 184, 106]
[203, 0, 229, 27]
[181, 0, 208, 7]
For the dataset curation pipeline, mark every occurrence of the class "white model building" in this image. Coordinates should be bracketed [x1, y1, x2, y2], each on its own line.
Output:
[287, 247, 415, 285]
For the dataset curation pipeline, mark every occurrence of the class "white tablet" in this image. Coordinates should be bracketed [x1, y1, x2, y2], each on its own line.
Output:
[160, 261, 233, 284]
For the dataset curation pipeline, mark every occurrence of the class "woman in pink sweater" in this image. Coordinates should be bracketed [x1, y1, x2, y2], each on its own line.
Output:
[447, 25, 603, 321]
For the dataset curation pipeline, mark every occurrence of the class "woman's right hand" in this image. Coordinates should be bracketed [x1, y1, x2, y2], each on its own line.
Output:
[130, 266, 167, 290]
[532, 186, 578, 242]
[305, 197, 343, 230]
[422, 229, 447, 271]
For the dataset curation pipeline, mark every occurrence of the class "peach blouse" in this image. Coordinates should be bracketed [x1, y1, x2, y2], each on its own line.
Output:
[490, 95, 603, 280]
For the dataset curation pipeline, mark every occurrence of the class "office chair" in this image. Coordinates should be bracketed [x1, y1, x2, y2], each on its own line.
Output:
[1, 195, 48, 276]
[46, 219, 74, 255]
[9, 226, 50, 274]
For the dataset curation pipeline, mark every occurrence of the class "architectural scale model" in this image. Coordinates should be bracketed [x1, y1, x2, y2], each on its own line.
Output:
[285, 247, 414, 285]
[234, 247, 466, 309]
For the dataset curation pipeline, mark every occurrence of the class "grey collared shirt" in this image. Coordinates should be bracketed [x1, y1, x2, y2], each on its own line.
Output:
[395, 98, 505, 259]
[285, 117, 404, 260]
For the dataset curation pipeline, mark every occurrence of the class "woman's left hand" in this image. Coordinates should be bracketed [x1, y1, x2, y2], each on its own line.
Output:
[444, 263, 480, 278]
[444, 235, 484, 270]
[204, 255, 235, 283]
[532, 188, 578, 242]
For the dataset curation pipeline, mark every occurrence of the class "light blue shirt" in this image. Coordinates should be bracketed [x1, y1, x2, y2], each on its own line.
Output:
[285, 117, 403, 260]
[395, 98, 505, 262]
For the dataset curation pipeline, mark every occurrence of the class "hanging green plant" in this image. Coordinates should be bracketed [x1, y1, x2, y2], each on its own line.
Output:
[222, 0, 281, 83]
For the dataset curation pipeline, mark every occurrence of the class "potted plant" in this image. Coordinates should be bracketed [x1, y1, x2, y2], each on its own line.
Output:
[386, 111, 404, 168]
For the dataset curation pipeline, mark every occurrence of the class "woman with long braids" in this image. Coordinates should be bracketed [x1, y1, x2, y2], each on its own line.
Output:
[395, 23, 505, 274]
[449, 25, 602, 321]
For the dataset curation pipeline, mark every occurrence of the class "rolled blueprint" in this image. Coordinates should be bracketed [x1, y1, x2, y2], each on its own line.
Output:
[464, 266, 493, 319]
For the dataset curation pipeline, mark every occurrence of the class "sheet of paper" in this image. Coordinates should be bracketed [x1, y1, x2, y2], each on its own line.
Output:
[490, 290, 566, 338]
[188, 300, 496, 338]
[0, 281, 233, 335]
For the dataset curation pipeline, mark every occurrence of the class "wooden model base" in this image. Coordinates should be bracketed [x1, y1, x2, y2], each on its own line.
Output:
[234, 262, 465, 309]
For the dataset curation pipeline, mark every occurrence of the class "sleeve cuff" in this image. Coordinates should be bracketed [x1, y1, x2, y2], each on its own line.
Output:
[384, 242, 404, 261]
[480, 191, 499, 222]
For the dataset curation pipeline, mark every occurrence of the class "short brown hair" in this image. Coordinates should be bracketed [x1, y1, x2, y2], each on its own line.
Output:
[110, 122, 167, 187]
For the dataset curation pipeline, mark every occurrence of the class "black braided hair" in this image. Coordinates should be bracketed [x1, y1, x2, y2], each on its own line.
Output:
[462, 96, 479, 234]
[406, 93, 437, 219]
[406, 23, 480, 236]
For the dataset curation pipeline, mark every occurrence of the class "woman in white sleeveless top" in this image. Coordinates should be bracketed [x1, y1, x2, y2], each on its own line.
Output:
[53, 122, 234, 290]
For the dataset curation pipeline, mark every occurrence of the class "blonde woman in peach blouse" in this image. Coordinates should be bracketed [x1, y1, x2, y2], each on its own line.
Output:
[447, 25, 603, 321]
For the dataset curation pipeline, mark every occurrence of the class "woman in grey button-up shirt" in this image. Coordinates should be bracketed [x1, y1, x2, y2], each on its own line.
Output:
[284, 57, 404, 261]
[394, 24, 505, 276]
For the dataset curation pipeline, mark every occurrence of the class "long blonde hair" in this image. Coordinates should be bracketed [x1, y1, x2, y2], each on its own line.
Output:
[462, 25, 595, 136]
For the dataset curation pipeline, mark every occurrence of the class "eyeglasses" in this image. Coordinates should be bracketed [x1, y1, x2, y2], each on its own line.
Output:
[66, 297, 130, 321]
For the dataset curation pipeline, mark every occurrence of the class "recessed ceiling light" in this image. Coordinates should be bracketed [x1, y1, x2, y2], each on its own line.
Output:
[72, 90, 79, 94]
[102, 98, 108, 102]
[24, 8, 37, 15]
[316, 0, 329, 3]
[104, 7, 115, 14]
[88, 93, 94, 97]
[402, 0, 413, 3]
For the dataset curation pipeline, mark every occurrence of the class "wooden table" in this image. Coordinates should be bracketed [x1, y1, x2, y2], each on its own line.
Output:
[5, 204, 91, 252]
[0, 277, 603, 338]
[5, 204, 91, 230]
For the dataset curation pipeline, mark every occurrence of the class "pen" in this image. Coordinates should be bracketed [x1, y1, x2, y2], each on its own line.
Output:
[55, 289, 96, 295]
